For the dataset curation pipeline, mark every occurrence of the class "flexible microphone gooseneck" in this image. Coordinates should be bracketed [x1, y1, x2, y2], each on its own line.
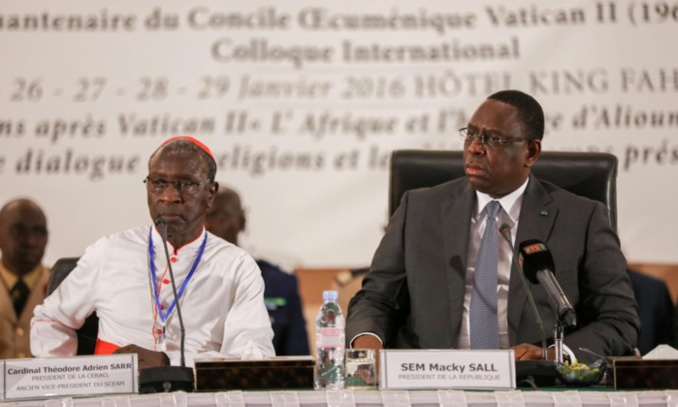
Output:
[499, 223, 548, 360]
[518, 239, 577, 328]
[157, 218, 188, 368]
[139, 218, 194, 393]
[502, 226, 560, 388]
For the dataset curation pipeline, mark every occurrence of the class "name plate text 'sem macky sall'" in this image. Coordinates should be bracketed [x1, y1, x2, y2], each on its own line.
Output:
[380, 349, 515, 390]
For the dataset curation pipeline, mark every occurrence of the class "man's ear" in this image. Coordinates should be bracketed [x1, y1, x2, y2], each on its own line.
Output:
[526, 139, 541, 167]
[206, 181, 219, 208]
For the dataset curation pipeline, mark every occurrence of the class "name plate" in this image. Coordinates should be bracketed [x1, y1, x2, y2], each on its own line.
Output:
[1, 354, 138, 400]
[380, 349, 515, 390]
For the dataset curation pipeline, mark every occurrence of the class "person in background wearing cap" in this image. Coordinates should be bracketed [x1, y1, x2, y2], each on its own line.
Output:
[205, 187, 310, 356]
[31, 137, 275, 368]
[0, 198, 50, 359]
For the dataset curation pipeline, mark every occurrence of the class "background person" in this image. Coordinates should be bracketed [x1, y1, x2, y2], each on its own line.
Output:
[205, 187, 310, 356]
[31, 137, 275, 368]
[0, 198, 50, 359]
[627, 269, 674, 354]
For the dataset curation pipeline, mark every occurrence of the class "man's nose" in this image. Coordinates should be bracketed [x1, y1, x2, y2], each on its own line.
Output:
[466, 136, 486, 154]
[158, 183, 182, 202]
[22, 231, 45, 247]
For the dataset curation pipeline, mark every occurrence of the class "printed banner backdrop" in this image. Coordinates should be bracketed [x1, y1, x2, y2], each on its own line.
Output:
[1, 0, 676, 267]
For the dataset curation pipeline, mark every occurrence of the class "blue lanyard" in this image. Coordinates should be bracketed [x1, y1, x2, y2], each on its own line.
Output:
[148, 226, 207, 323]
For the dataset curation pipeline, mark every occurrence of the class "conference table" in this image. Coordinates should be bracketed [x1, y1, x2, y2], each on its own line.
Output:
[6, 389, 678, 407]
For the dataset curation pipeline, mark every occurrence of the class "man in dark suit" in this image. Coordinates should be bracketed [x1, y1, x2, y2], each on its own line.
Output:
[346, 90, 640, 363]
[205, 187, 310, 356]
[627, 269, 673, 354]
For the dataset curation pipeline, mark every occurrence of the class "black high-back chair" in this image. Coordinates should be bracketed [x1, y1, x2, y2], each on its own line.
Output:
[387, 150, 671, 355]
[47, 257, 98, 355]
[389, 150, 618, 231]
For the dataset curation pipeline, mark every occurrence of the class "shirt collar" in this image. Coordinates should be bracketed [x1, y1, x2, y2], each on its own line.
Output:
[0, 261, 45, 291]
[474, 177, 530, 223]
[151, 225, 207, 255]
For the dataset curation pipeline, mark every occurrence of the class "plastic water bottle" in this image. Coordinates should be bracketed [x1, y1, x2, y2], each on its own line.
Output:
[314, 290, 345, 389]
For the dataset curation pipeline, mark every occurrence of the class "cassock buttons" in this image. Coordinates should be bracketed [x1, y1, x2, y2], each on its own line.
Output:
[163, 279, 170, 285]
[170, 256, 178, 263]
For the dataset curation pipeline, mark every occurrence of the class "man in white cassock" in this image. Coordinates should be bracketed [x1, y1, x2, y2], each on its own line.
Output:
[31, 136, 275, 368]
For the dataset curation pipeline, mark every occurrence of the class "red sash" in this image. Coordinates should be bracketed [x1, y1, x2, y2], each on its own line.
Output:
[94, 339, 120, 355]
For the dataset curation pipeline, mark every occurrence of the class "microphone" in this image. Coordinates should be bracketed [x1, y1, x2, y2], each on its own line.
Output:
[498, 224, 547, 360]
[518, 239, 577, 328]
[139, 217, 195, 393]
[501, 225, 559, 388]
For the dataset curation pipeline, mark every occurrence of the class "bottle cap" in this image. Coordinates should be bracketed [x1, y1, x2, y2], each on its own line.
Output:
[323, 290, 338, 301]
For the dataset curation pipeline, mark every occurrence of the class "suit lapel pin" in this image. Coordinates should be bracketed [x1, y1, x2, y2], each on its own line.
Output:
[540, 209, 549, 216]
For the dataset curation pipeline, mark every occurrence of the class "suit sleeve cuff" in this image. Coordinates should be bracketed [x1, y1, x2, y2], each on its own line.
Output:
[349, 332, 383, 348]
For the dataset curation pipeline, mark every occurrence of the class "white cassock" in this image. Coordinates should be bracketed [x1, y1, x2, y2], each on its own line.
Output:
[31, 226, 275, 366]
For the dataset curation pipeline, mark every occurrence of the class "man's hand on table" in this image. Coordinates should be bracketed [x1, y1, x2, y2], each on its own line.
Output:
[114, 344, 170, 369]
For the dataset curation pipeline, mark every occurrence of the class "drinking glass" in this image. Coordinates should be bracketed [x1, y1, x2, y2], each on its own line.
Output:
[344, 349, 377, 389]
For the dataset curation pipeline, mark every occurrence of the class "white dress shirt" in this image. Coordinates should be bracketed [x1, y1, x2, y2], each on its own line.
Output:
[457, 178, 529, 349]
[31, 226, 275, 366]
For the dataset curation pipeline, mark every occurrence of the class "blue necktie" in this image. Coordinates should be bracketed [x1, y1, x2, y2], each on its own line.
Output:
[470, 200, 501, 349]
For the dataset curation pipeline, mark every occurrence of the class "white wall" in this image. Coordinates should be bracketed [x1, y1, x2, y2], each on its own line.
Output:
[1, 0, 676, 267]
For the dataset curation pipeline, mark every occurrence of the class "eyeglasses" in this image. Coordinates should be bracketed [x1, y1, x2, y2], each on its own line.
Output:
[459, 127, 533, 149]
[143, 177, 211, 194]
[9, 225, 48, 239]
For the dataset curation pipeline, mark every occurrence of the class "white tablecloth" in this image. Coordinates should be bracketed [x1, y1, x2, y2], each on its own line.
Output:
[5, 390, 678, 407]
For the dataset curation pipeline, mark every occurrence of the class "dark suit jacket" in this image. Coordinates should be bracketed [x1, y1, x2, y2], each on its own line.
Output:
[627, 270, 674, 355]
[346, 175, 640, 363]
[258, 260, 310, 356]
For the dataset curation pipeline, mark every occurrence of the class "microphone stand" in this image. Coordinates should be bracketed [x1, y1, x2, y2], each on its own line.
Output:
[499, 224, 557, 388]
[553, 322, 565, 364]
[551, 294, 576, 364]
[139, 219, 195, 393]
